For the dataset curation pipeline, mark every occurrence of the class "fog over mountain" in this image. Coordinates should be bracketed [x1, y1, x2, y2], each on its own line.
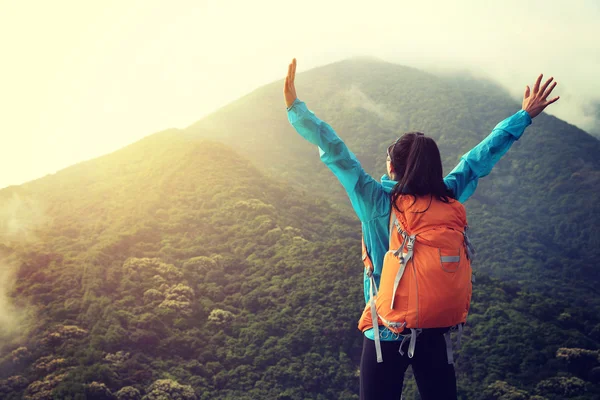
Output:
[1, 0, 598, 189]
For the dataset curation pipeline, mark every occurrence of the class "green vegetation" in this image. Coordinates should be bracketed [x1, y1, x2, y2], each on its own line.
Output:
[0, 59, 598, 399]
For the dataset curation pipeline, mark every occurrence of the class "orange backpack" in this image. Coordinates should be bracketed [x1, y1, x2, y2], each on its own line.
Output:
[358, 195, 474, 363]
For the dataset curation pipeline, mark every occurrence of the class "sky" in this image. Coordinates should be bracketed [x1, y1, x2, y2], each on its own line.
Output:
[1, 0, 599, 189]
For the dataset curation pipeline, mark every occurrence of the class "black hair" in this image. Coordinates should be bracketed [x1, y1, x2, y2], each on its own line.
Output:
[388, 132, 455, 213]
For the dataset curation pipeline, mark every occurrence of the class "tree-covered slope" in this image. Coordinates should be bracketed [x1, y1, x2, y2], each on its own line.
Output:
[0, 133, 365, 399]
[185, 57, 600, 299]
[0, 59, 598, 399]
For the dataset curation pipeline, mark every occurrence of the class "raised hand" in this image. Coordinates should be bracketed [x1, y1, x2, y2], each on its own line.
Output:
[284, 58, 297, 108]
[522, 74, 560, 119]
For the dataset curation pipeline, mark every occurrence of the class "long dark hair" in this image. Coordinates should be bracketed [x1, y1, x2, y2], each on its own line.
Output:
[388, 132, 455, 212]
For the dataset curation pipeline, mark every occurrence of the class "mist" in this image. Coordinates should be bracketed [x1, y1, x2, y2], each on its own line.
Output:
[300, 0, 600, 137]
[0, 193, 44, 352]
[1, 0, 598, 189]
[0, 263, 28, 352]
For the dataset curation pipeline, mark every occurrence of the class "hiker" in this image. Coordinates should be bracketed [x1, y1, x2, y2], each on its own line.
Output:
[284, 58, 559, 400]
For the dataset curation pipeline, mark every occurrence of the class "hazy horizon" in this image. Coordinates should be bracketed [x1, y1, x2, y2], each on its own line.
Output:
[1, 0, 599, 189]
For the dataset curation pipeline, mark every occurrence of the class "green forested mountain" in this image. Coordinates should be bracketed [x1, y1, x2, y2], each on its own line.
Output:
[0, 134, 365, 399]
[0, 59, 599, 399]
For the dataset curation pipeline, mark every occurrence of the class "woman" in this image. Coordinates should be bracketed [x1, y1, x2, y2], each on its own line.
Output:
[283, 58, 559, 400]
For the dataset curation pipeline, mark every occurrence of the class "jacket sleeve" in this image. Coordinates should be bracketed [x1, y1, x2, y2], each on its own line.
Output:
[287, 99, 388, 222]
[444, 109, 532, 203]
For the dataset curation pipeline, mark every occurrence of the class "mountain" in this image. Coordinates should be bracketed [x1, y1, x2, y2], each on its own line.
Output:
[185, 57, 600, 300]
[0, 59, 598, 399]
[0, 133, 366, 399]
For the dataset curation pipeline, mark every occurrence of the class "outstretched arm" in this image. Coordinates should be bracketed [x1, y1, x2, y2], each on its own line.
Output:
[445, 74, 560, 203]
[284, 59, 388, 222]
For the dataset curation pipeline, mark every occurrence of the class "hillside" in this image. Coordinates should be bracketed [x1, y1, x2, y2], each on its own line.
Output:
[0, 59, 598, 399]
[0, 133, 366, 399]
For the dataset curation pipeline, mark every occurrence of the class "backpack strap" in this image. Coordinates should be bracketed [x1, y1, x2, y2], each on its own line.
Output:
[444, 323, 465, 365]
[464, 225, 476, 260]
[391, 233, 416, 309]
[389, 210, 416, 310]
[464, 226, 476, 283]
[365, 266, 382, 363]
[361, 237, 374, 275]
[444, 331, 454, 364]
[361, 233, 382, 362]
[398, 328, 422, 358]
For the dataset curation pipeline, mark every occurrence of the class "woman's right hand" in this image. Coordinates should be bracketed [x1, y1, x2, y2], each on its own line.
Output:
[284, 58, 298, 108]
[522, 74, 560, 119]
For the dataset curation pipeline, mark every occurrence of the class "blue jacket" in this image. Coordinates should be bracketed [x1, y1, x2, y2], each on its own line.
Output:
[287, 98, 532, 340]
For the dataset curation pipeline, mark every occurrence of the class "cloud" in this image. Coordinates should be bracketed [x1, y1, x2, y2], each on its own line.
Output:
[0, 192, 47, 243]
[1, 0, 598, 189]
[0, 192, 44, 352]
[0, 261, 28, 352]
[344, 85, 397, 123]
[291, 0, 600, 137]
[583, 101, 600, 138]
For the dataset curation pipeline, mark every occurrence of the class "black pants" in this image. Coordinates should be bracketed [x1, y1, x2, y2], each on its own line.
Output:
[359, 331, 457, 400]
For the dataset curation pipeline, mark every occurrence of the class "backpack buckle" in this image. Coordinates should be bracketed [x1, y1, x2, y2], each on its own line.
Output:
[407, 236, 416, 251]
